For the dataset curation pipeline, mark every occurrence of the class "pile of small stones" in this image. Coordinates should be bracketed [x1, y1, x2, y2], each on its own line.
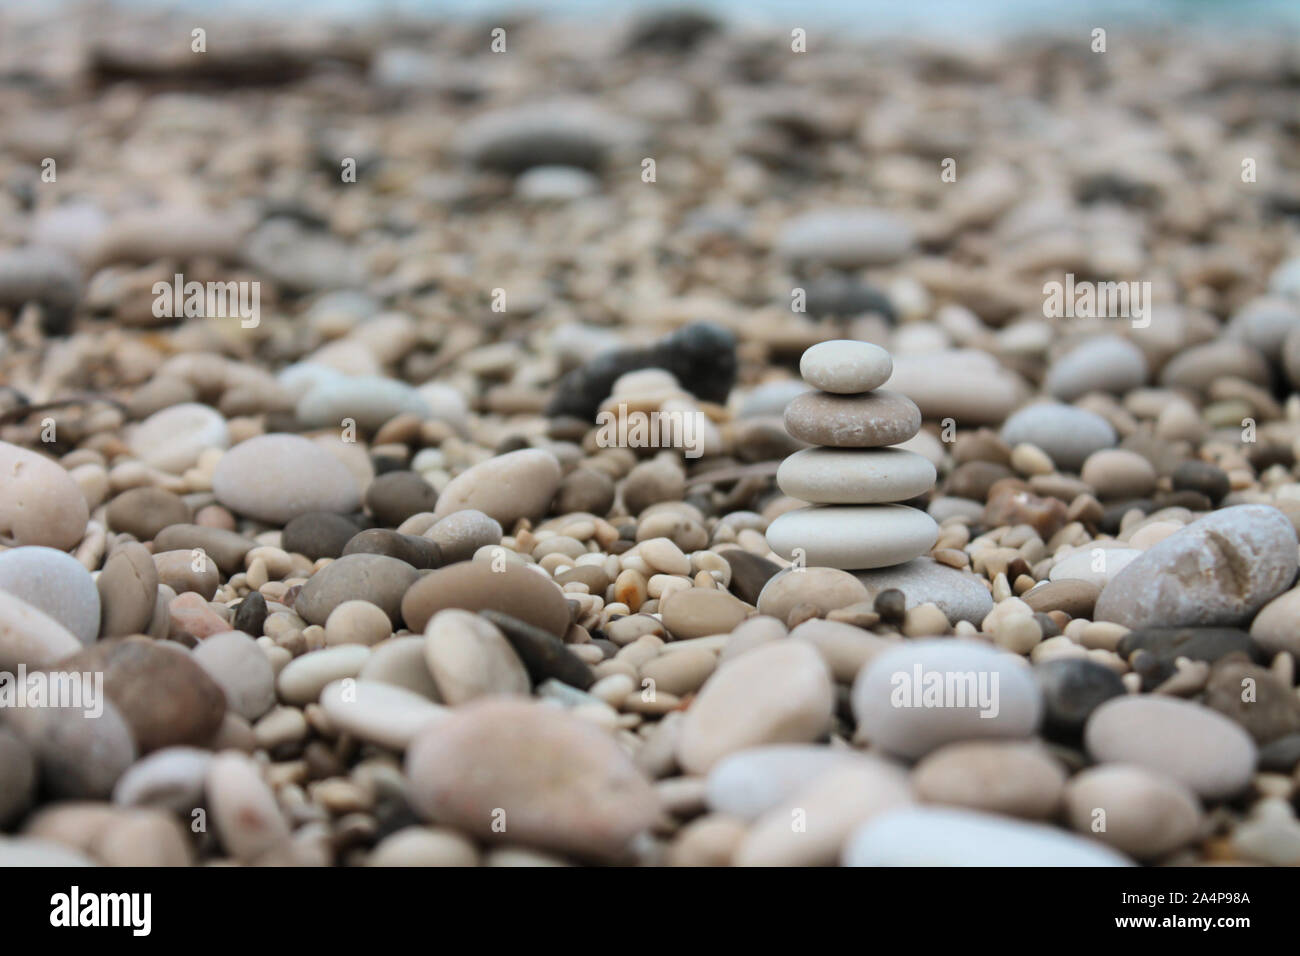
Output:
[1, 6, 1300, 866]
[767, 340, 939, 569]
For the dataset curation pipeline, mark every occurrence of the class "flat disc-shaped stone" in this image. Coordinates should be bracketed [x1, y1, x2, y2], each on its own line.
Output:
[777, 446, 935, 504]
[783, 389, 921, 448]
[766, 504, 938, 570]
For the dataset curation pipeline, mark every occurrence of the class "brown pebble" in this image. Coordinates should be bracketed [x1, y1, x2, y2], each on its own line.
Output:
[951, 429, 1013, 466]
[722, 550, 782, 605]
[874, 588, 906, 624]
[946, 461, 1015, 501]
[622, 458, 686, 515]
[364, 471, 439, 527]
[401, 561, 572, 636]
[554, 467, 617, 516]
[53, 636, 226, 753]
[194, 504, 237, 531]
[97, 542, 158, 637]
[106, 487, 191, 542]
[932, 548, 970, 569]
[785, 603, 823, 629]
[1023, 580, 1101, 619]
[983, 487, 1068, 540]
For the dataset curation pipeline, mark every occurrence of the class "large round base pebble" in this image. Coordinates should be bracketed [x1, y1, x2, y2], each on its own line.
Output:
[777, 447, 936, 504]
[766, 504, 937, 570]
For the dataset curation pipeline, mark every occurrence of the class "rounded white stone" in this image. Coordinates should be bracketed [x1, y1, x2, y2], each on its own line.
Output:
[0, 546, 100, 644]
[112, 746, 212, 814]
[0, 591, 83, 671]
[276, 645, 371, 706]
[212, 433, 362, 525]
[1084, 695, 1256, 801]
[766, 504, 937, 570]
[706, 745, 871, 820]
[799, 340, 893, 394]
[850, 639, 1042, 760]
[319, 679, 449, 751]
[129, 402, 229, 473]
[1049, 547, 1143, 588]
[777, 447, 935, 505]
[844, 806, 1132, 866]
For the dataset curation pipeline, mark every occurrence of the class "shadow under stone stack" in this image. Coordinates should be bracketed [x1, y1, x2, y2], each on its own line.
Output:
[766, 341, 938, 570]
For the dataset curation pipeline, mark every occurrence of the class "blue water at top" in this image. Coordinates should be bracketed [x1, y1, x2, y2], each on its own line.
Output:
[24, 0, 1300, 35]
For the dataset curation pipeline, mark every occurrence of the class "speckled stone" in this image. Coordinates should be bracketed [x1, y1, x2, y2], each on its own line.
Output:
[0, 546, 100, 644]
[1095, 505, 1298, 629]
[854, 558, 995, 625]
[784, 389, 921, 448]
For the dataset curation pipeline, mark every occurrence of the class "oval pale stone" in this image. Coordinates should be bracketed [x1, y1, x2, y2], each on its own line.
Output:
[129, 403, 229, 474]
[1084, 695, 1256, 801]
[851, 639, 1042, 760]
[0, 591, 83, 671]
[677, 641, 835, 774]
[844, 806, 1132, 866]
[405, 698, 659, 862]
[0, 546, 100, 644]
[777, 447, 935, 504]
[776, 209, 914, 268]
[432, 449, 561, 528]
[799, 340, 893, 394]
[706, 745, 880, 820]
[0, 441, 89, 550]
[1062, 765, 1203, 860]
[766, 504, 937, 570]
[885, 351, 1030, 427]
[212, 433, 361, 525]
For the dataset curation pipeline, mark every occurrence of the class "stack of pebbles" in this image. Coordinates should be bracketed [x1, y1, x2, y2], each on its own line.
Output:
[766, 341, 939, 569]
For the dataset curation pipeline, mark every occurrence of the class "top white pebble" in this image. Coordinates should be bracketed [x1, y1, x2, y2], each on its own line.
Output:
[799, 340, 893, 394]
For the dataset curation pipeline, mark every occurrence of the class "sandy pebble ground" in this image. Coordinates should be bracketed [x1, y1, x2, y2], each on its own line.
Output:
[1, 5, 1300, 867]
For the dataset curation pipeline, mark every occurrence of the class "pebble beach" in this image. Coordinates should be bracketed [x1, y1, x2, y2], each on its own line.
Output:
[1, 2, 1300, 868]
